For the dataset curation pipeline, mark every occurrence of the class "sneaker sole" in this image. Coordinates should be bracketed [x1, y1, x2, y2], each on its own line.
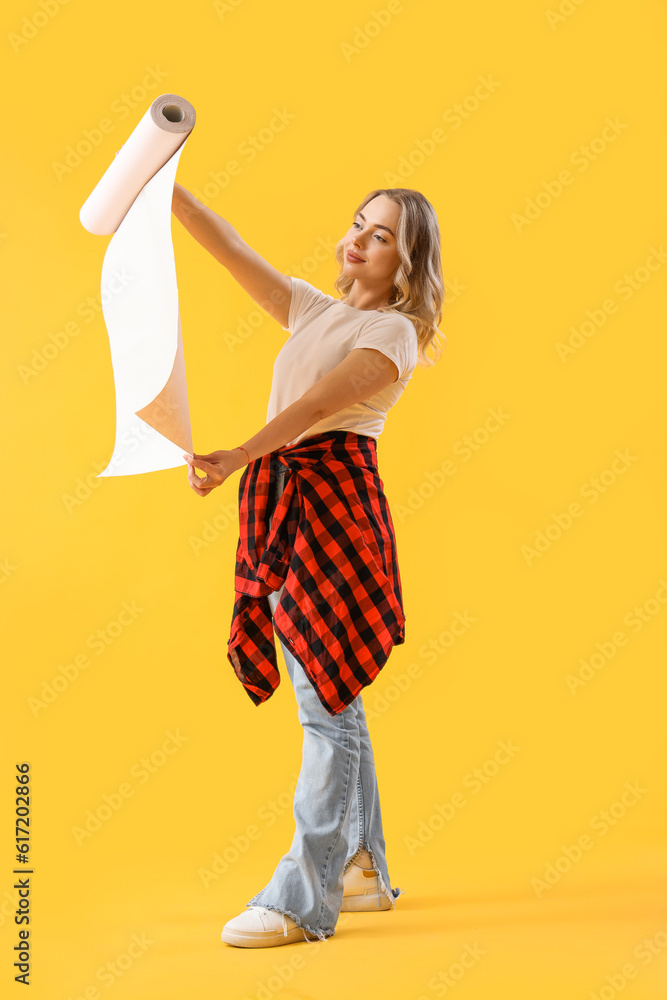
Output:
[221, 926, 320, 947]
[340, 893, 394, 912]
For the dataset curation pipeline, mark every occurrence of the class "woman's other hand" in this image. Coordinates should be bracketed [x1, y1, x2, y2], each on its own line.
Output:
[182, 449, 246, 497]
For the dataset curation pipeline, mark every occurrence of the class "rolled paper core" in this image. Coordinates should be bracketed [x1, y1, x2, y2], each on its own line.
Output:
[80, 93, 196, 235]
[79, 93, 197, 476]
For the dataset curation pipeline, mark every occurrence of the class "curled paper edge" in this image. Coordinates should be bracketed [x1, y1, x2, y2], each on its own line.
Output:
[79, 94, 197, 477]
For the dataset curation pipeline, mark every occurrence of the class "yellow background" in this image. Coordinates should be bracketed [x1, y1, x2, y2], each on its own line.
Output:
[2, 0, 667, 997]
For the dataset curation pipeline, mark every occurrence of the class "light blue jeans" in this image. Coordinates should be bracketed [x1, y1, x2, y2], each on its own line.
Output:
[246, 460, 402, 941]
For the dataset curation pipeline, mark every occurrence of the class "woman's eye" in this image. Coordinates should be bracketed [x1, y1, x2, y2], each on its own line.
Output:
[353, 221, 386, 243]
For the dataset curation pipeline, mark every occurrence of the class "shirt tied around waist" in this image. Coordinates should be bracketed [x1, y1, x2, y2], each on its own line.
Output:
[227, 430, 407, 716]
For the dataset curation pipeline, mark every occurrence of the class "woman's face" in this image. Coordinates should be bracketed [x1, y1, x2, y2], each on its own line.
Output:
[342, 195, 402, 290]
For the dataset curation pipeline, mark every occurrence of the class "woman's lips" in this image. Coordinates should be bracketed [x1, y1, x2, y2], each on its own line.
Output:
[346, 251, 365, 262]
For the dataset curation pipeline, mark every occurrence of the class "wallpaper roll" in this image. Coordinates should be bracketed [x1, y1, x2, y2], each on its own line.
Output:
[80, 93, 196, 477]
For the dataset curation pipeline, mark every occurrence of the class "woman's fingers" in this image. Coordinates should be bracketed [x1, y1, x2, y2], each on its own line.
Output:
[190, 481, 213, 495]
[185, 454, 210, 479]
[188, 470, 214, 494]
[191, 452, 217, 465]
[183, 453, 223, 496]
[185, 458, 208, 489]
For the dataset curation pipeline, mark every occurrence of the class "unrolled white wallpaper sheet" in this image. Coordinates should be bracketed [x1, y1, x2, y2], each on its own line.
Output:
[79, 93, 196, 476]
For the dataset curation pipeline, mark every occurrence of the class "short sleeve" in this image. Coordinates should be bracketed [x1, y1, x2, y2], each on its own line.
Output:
[282, 276, 330, 333]
[352, 314, 418, 382]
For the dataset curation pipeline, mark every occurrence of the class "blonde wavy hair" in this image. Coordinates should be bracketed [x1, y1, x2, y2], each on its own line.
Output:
[333, 188, 446, 368]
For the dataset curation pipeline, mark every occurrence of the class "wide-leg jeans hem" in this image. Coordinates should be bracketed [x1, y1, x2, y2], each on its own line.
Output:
[244, 896, 334, 942]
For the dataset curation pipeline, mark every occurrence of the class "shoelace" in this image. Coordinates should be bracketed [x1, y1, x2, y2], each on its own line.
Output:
[257, 906, 313, 941]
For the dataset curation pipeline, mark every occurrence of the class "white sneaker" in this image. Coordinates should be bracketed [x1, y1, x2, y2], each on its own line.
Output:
[221, 906, 321, 947]
[341, 855, 399, 911]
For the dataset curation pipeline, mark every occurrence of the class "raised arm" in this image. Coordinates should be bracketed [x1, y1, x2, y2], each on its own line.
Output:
[171, 183, 291, 328]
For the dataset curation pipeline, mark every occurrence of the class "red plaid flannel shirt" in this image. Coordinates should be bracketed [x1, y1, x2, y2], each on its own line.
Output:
[227, 430, 406, 715]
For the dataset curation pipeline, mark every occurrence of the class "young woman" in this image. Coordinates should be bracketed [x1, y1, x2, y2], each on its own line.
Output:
[172, 184, 445, 947]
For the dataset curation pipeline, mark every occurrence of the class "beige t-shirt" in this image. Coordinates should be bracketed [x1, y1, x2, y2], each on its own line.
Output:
[266, 276, 418, 446]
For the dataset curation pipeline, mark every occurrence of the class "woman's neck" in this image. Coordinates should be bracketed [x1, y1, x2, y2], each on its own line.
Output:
[343, 279, 396, 312]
